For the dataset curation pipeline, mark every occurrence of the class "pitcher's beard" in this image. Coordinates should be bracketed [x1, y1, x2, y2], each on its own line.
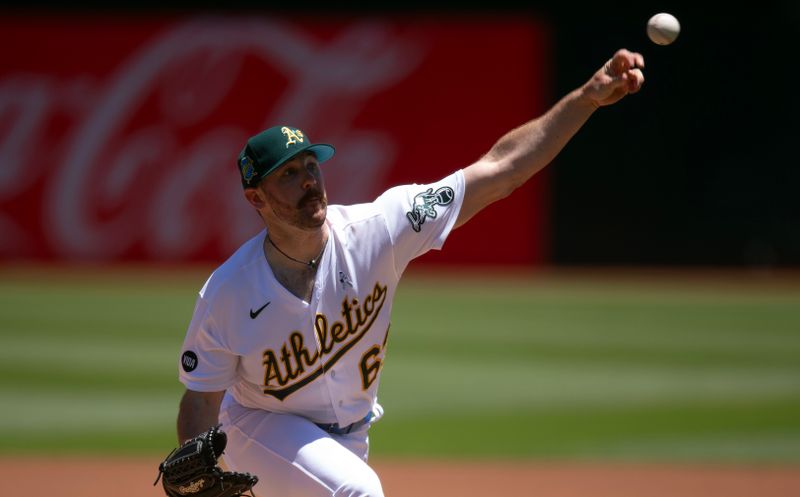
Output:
[301, 203, 327, 229]
[297, 191, 327, 229]
[264, 187, 328, 230]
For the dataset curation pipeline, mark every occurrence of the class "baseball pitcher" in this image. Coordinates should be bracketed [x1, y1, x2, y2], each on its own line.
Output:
[156, 49, 645, 497]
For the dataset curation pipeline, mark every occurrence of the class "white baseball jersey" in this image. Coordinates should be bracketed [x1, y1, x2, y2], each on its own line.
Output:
[179, 170, 464, 429]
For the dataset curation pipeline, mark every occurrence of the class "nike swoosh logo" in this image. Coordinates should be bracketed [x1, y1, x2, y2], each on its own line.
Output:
[249, 301, 271, 319]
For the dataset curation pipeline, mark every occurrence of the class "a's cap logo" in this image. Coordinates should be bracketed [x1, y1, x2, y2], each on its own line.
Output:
[181, 351, 198, 372]
[240, 156, 257, 184]
[281, 126, 305, 148]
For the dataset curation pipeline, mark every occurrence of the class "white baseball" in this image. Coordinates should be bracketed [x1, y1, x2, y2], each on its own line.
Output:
[647, 13, 681, 45]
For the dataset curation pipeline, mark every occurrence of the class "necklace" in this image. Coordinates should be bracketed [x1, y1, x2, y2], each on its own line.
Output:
[266, 233, 327, 269]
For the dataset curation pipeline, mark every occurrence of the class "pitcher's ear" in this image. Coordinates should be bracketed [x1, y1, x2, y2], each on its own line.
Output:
[244, 188, 266, 210]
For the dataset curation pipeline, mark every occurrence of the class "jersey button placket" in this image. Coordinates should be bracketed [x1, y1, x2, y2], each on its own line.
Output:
[311, 271, 343, 419]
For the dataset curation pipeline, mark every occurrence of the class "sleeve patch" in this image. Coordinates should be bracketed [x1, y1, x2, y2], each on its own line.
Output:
[405, 186, 455, 232]
[181, 350, 199, 372]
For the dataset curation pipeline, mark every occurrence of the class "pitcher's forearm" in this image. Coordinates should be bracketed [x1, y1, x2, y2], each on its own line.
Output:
[177, 390, 225, 443]
[485, 88, 597, 191]
[456, 50, 644, 229]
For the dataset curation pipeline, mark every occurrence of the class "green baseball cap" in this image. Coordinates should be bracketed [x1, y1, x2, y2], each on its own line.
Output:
[237, 125, 335, 188]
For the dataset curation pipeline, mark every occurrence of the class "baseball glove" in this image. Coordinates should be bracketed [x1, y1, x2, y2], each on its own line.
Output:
[154, 425, 258, 497]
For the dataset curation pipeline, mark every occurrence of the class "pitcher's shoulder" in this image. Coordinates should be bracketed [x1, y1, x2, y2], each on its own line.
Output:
[326, 202, 385, 229]
[199, 230, 266, 300]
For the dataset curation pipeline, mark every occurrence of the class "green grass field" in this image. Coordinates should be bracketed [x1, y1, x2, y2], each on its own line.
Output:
[1, 265, 799, 462]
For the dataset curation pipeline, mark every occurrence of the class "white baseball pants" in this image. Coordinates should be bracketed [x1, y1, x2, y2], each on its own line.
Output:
[219, 398, 385, 497]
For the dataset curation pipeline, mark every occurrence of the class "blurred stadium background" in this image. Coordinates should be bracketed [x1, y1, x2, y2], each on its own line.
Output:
[1, 0, 798, 472]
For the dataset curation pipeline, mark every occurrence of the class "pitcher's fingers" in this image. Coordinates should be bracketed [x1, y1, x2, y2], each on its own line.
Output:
[610, 49, 637, 73]
[634, 52, 645, 69]
[626, 68, 645, 93]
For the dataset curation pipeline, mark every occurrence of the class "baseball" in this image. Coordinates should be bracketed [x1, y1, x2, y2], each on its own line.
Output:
[647, 13, 681, 45]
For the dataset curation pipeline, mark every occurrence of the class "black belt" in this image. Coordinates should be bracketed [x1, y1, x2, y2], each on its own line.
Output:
[315, 412, 374, 435]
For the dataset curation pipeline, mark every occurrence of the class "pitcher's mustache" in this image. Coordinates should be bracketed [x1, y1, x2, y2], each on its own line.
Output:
[298, 189, 326, 208]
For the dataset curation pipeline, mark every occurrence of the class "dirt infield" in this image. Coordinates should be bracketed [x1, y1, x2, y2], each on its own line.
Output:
[2, 456, 799, 496]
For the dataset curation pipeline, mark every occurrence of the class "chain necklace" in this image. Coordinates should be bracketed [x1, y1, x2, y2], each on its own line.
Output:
[266, 233, 327, 269]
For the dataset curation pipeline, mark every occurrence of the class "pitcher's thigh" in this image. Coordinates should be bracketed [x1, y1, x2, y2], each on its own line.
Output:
[220, 410, 383, 497]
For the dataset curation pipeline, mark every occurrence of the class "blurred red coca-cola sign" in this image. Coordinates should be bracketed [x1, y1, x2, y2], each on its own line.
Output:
[0, 15, 549, 264]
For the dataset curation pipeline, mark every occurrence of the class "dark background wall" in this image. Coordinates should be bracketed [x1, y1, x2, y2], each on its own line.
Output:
[6, 1, 798, 268]
[545, 2, 800, 268]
